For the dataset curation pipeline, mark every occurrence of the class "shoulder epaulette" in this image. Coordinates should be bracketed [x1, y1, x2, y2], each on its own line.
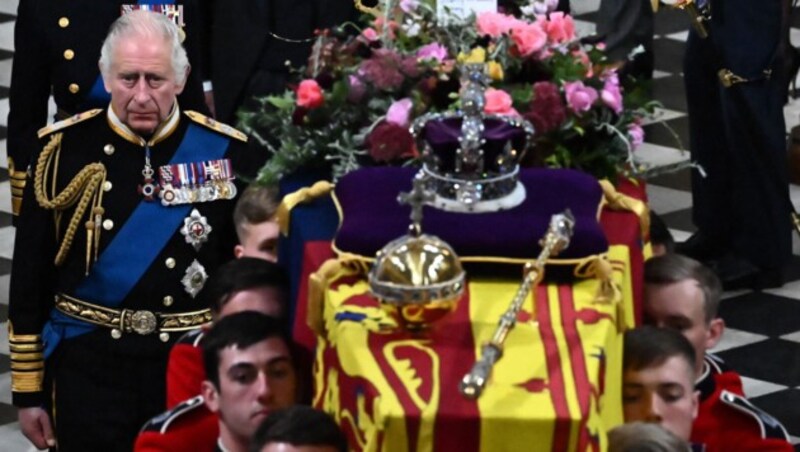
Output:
[176, 328, 205, 347]
[719, 390, 790, 441]
[140, 395, 205, 434]
[184, 110, 248, 142]
[37, 109, 103, 138]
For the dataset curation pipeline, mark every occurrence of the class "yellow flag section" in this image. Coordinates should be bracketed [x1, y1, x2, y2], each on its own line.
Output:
[312, 245, 633, 452]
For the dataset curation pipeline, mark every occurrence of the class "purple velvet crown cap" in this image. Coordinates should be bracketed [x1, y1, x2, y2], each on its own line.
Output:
[333, 167, 609, 260]
[422, 117, 529, 172]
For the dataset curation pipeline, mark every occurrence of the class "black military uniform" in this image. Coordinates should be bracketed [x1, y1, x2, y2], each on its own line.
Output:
[680, 0, 791, 287]
[8, 106, 256, 451]
[7, 0, 208, 219]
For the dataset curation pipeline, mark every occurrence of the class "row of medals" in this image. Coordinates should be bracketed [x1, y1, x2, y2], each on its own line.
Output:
[160, 179, 238, 206]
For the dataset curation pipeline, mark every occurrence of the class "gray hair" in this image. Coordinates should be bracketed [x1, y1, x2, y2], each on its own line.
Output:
[608, 422, 689, 452]
[99, 10, 189, 85]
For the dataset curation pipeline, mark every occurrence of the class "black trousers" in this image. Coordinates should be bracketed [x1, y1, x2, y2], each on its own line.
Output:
[683, 0, 791, 270]
[46, 330, 173, 452]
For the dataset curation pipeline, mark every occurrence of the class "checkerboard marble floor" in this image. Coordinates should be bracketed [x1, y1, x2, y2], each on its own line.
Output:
[0, 1, 799, 450]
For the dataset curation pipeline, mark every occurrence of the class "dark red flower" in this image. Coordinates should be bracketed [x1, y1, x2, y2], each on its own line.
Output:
[365, 122, 417, 162]
[524, 81, 567, 136]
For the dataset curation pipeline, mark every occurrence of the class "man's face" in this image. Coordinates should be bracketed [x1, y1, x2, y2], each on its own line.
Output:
[261, 445, 339, 452]
[622, 356, 699, 440]
[203, 338, 297, 443]
[218, 287, 285, 319]
[235, 220, 280, 262]
[644, 280, 720, 373]
[103, 33, 185, 135]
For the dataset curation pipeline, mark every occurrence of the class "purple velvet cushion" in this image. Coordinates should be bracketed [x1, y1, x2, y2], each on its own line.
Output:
[333, 167, 608, 260]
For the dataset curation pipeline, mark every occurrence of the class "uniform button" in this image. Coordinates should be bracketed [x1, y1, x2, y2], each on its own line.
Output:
[165, 257, 176, 269]
[159, 333, 170, 342]
[102, 219, 114, 230]
[111, 329, 122, 339]
[103, 181, 113, 192]
[63, 49, 75, 60]
[103, 144, 115, 155]
[162, 295, 174, 307]
[58, 17, 69, 28]
[68, 83, 80, 94]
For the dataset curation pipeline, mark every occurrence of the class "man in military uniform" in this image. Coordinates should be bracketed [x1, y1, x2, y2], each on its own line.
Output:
[135, 313, 298, 452]
[9, 11, 258, 451]
[676, 0, 791, 289]
[644, 255, 793, 451]
[7, 0, 209, 220]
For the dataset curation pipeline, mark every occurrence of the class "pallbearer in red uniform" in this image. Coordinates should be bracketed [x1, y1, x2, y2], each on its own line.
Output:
[9, 11, 260, 451]
[644, 255, 792, 451]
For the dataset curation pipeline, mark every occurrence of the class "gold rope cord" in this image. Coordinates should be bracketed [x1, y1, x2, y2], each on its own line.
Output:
[354, 0, 381, 15]
[34, 133, 107, 270]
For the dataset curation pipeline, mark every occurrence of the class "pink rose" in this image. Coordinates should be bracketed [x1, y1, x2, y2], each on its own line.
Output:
[417, 43, 448, 62]
[511, 22, 547, 57]
[543, 12, 576, 43]
[361, 28, 379, 42]
[476, 12, 517, 37]
[296, 79, 324, 109]
[628, 121, 645, 149]
[563, 81, 598, 114]
[386, 98, 413, 127]
[601, 73, 623, 114]
[484, 88, 517, 116]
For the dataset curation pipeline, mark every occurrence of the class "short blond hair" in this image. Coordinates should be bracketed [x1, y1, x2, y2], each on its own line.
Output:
[233, 185, 280, 242]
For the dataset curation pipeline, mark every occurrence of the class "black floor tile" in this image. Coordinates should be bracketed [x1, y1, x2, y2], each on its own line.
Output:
[749, 388, 800, 438]
[654, 8, 690, 37]
[0, 13, 11, 25]
[652, 37, 686, 74]
[0, 354, 8, 374]
[658, 207, 695, 233]
[0, 125, 6, 142]
[0, 403, 16, 425]
[652, 75, 686, 111]
[647, 166, 692, 191]
[719, 293, 800, 337]
[642, 116, 689, 150]
[716, 339, 800, 387]
[0, 304, 7, 324]
[0, 258, 12, 276]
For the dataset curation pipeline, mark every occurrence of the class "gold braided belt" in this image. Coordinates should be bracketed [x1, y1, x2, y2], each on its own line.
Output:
[55, 293, 211, 338]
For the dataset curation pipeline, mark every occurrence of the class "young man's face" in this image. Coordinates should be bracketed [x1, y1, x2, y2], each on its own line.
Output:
[235, 220, 280, 262]
[644, 279, 722, 373]
[203, 338, 297, 445]
[103, 33, 185, 135]
[622, 356, 699, 440]
[218, 287, 285, 319]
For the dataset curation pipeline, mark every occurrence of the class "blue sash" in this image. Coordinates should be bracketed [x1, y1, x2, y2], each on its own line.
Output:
[83, 0, 178, 109]
[42, 122, 230, 357]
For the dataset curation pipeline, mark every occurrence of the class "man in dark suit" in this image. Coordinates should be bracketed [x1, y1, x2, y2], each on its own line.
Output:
[204, 0, 363, 125]
[677, 0, 791, 289]
[7, 0, 209, 220]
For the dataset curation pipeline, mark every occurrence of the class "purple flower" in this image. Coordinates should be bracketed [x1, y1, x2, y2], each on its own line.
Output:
[400, 0, 419, 13]
[416, 43, 448, 63]
[600, 73, 623, 114]
[563, 81, 598, 115]
[628, 121, 645, 149]
[359, 48, 418, 91]
[347, 74, 366, 103]
[386, 98, 413, 127]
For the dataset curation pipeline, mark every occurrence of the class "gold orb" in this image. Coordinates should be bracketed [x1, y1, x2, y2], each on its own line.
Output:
[369, 234, 465, 330]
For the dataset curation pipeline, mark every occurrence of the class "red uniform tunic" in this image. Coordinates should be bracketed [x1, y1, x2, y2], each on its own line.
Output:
[134, 395, 219, 452]
[691, 354, 792, 452]
[166, 328, 207, 408]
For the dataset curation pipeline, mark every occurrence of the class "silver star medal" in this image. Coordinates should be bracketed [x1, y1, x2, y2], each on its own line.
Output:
[180, 209, 212, 251]
[181, 259, 208, 298]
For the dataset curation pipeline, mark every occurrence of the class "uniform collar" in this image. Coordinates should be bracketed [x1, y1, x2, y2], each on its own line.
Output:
[107, 102, 181, 147]
[695, 359, 715, 401]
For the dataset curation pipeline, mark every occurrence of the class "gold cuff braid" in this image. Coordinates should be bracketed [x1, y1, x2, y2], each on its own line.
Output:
[8, 322, 45, 393]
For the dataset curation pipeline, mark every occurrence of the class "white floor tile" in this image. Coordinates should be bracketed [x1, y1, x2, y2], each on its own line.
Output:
[779, 330, 800, 344]
[764, 279, 800, 300]
[0, 97, 8, 128]
[668, 228, 691, 243]
[0, 321, 9, 355]
[0, 275, 10, 306]
[0, 422, 37, 452]
[571, 0, 601, 16]
[0, 0, 18, 17]
[0, 181, 12, 218]
[647, 184, 693, 214]
[0, 372, 10, 405]
[709, 327, 767, 353]
[664, 30, 689, 42]
[0, 139, 7, 169]
[573, 19, 596, 38]
[641, 107, 687, 127]
[652, 69, 672, 80]
[0, 21, 13, 52]
[0, 224, 15, 260]
[740, 376, 788, 399]
[0, 59, 10, 88]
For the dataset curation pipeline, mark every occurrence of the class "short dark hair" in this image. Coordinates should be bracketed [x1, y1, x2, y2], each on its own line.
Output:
[198, 257, 289, 315]
[623, 326, 696, 380]
[649, 211, 675, 254]
[234, 185, 280, 241]
[250, 406, 348, 452]
[202, 312, 292, 389]
[644, 254, 722, 322]
[608, 422, 688, 452]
